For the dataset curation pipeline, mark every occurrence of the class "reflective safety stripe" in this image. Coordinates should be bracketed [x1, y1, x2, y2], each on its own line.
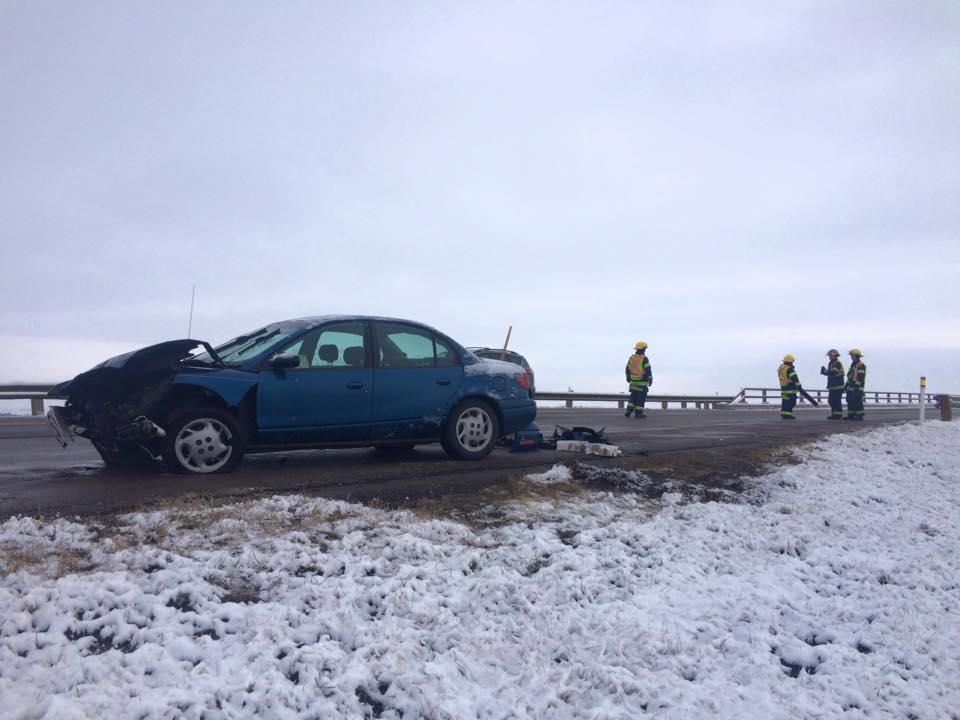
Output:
[847, 363, 866, 388]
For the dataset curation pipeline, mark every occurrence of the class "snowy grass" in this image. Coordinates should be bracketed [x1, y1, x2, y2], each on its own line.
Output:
[1, 421, 958, 719]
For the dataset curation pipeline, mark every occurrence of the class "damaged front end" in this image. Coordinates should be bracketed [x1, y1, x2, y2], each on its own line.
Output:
[50, 340, 208, 466]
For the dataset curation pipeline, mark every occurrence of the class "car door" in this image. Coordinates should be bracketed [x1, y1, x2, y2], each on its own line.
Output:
[371, 322, 464, 441]
[256, 321, 373, 444]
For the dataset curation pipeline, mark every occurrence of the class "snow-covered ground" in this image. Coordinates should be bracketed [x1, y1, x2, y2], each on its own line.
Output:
[1, 422, 958, 719]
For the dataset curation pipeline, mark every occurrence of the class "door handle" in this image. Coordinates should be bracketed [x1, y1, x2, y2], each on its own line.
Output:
[346, 381, 364, 389]
[437, 379, 450, 386]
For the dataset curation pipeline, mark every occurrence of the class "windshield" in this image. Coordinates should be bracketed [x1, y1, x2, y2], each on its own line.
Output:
[191, 326, 299, 367]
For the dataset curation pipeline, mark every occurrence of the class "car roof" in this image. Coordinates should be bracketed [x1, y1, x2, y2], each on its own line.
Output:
[269, 315, 447, 332]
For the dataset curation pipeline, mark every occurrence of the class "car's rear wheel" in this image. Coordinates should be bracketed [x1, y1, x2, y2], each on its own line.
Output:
[162, 409, 245, 474]
[442, 399, 499, 460]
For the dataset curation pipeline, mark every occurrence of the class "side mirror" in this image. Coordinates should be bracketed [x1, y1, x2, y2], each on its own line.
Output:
[269, 353, 300, 370]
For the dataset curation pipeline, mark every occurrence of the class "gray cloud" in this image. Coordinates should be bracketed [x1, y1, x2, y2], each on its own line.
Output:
[1, 1, 958, 395]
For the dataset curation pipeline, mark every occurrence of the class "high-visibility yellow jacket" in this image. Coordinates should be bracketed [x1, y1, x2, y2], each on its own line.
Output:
[625, 353, 652, 387]
[778, 362, 800, 393]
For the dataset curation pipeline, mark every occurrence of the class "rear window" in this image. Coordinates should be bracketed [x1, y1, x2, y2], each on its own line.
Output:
[375, 322, 460, 369]
[474, 349, 528, 369]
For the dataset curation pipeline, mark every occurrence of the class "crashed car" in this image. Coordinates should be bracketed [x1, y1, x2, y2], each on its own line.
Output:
[48, 316, 537, 474]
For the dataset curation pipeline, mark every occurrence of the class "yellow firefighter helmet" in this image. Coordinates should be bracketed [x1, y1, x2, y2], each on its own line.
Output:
[782, 354, 795, 363]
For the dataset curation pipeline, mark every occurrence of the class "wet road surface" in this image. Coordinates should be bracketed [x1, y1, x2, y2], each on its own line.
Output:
[0, 406, 921, 519]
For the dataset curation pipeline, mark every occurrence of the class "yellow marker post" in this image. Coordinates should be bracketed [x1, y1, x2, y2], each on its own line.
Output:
[920, 377, 927, 422]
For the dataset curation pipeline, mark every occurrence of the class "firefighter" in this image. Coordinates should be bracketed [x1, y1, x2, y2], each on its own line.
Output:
[625, 341, 652, 418]
[820, 349, 845, 420]
[845, 349, 867, 420]
[778, 354, 803, 420]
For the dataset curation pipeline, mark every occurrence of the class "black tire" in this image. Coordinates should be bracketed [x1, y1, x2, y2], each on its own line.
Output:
[162, 409, 245, 474]
[441, 399, 499, 460]
[93, 442, 155, 469]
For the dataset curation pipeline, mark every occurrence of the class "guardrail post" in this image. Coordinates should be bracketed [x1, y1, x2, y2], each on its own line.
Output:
[30, 398, 44, 416]
[940, 395, 952, 421]
[565, 398, 573, 409]
[681, 401, 687, 409]
[661, 401, 668, 410]
[617, 400, 624, 409]
[761, 389, 768, 404]
[919, 377, 926, 422]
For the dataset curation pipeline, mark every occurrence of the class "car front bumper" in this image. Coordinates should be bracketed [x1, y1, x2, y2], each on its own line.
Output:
[47, 406, 73, 448]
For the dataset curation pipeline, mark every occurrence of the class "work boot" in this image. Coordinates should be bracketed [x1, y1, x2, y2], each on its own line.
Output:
[781, 415, 796, 420]
[827, 415, 841, 420]
[624, 410, 632, 418]
[634, 411, 645, 419]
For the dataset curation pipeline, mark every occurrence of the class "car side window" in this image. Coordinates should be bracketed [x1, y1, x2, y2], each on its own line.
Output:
[435, 336, 457, 367]
[280, 322, 367, 370]
[375, 323, 437, 369]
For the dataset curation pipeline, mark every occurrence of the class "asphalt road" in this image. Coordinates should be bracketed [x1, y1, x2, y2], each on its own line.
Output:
[0, 406, 921, 519]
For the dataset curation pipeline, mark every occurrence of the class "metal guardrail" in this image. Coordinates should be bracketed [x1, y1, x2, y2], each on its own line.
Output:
[724, 387, 941, 406]
[0, 384, 57, 415]
[1, 383, 955, 416]
[535, 391, 734, 410]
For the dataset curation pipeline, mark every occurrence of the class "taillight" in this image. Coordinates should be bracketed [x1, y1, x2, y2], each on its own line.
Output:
[513, 373, 530, 390]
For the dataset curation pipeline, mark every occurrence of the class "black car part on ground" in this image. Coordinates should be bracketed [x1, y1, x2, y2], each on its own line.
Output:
[541, 425, 608, 449]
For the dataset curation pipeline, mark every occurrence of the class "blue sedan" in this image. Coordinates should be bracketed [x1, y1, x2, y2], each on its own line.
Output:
[48, 316, 537, 474]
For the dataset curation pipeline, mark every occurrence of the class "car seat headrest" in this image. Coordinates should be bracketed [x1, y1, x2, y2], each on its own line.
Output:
[343, 346, 363, 367]
[317, 344, 339, 364]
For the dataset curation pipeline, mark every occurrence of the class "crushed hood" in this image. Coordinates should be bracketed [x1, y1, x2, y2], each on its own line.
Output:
[51, 339, 205, 398]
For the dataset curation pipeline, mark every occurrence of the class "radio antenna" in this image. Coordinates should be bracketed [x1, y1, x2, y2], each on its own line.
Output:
[187, 284, 196, 338]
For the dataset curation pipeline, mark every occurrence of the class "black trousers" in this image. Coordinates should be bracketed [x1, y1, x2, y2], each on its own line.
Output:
[780, 392, 797, 417]
[628, 387, 648, 414]
[846, 389, 864, 417]
[828, 389, 844, 417]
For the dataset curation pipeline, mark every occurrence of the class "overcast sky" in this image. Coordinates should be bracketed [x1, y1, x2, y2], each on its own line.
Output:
[2, 1, 958, 395]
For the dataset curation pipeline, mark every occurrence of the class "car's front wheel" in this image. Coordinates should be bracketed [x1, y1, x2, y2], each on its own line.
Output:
[162, 409, 245, 474]
[93, 441, 155, 469]
[442, 399, 499, 460]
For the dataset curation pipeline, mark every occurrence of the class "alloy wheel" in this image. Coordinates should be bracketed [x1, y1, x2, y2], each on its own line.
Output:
[174, 417, 234, 473]
[455, 407, 493, 452]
